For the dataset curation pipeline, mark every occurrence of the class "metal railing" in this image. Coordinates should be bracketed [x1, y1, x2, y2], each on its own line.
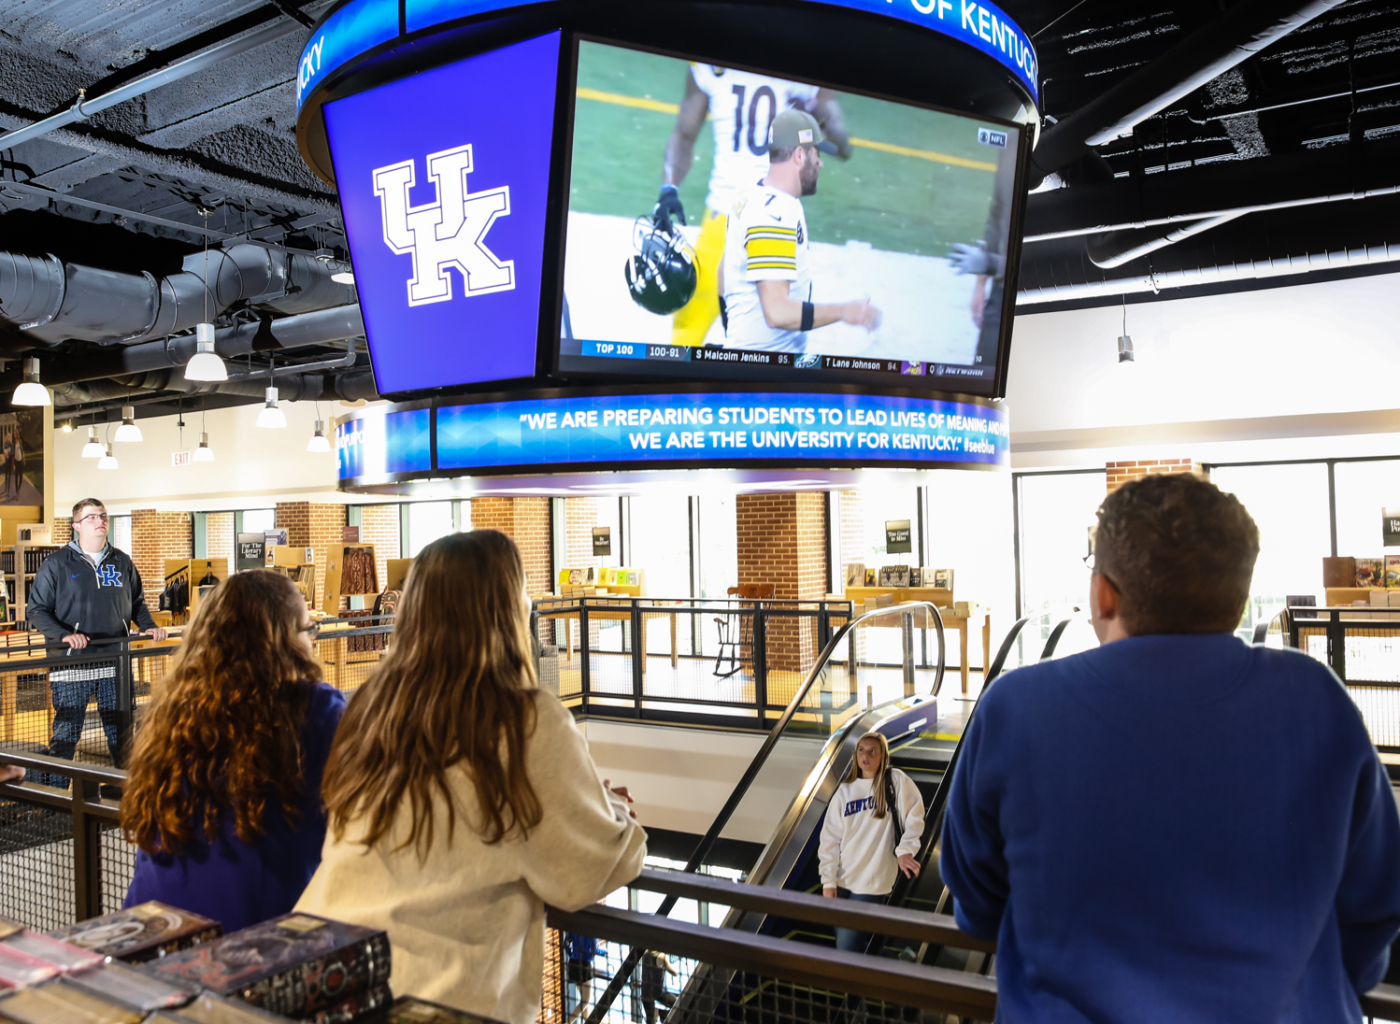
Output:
[531, 595, 961, 728]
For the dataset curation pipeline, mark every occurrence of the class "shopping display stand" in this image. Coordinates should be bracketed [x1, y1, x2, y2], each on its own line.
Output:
[270, 546, 317, 609]
[161, 558, 229, 625]
[321, 543, 378, 615]
[536, 568, 674, 674]
[843, 585, 990, 696]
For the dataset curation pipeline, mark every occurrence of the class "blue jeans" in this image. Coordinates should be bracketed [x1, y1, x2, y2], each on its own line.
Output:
[43, 668, 123, 786]
[834, 889, 885, 953]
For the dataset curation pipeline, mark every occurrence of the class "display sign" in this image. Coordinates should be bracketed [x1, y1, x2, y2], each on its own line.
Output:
[299, 0, 1037, 112]
[1383, 508, 1400, 547]
[886, 519, 912, 554]
[337, 408, 432, 480]
[236, 533, 266, 571]
[432, 391, 1007, 473]
[323, 32, 561, 394]
[559, 40, 1019, 397]
[171, 450, 191, 467]
[592, 527, 612, 556]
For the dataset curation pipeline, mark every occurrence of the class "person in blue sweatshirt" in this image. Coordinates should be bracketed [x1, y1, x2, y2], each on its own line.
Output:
[942, 472, 1400, 1023]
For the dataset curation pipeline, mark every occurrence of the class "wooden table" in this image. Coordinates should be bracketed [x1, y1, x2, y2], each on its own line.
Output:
[842, 588, 990, 696]
[534, 598, 680, 675]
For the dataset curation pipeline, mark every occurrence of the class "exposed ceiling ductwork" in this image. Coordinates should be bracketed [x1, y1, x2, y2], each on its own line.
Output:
[0, 244, 355, 345]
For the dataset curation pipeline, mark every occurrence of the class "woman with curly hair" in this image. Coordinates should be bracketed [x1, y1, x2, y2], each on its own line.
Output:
[121, 571, 344, 931]
[297, 530, 645, 1024]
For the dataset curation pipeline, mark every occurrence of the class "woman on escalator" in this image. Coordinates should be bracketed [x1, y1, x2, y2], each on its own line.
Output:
[818, 731, 925, 952]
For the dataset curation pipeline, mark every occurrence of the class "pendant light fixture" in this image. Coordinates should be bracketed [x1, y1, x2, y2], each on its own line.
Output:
[11, 356, 50, 407]
[307, 401, 331, 452]
[186, 211, 228, 382]
[81, 425, 104, 458]
[257, 385, 286, 428]
[98, 444, 119, 470]
[1117, 295, 1135, 366]
[113, 404, 143, 442]
[193, 410, 215, 461]
[60, 420, 74, 433]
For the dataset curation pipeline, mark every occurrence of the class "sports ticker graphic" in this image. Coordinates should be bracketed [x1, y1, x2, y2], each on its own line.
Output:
[323, 32, 559, 394]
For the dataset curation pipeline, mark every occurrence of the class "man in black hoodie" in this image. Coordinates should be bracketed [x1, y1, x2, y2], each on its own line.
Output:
[27, 498, 166, 773]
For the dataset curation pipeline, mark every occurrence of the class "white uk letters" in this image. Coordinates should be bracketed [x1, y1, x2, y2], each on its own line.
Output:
[373, 144, 515, 307]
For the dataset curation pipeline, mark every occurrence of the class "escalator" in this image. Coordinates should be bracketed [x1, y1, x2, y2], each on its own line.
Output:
[583, 607, 1079, 1024]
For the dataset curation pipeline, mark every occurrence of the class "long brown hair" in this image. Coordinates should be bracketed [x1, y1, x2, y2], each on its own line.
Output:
[844, 731, 894, 818]
[321, 529, 542, 858]
[121, 571, 323, 855]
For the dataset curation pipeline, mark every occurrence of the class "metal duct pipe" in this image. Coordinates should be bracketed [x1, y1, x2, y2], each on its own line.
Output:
[1029, 0, 1349, 183]
[0, 244, 355, 345]
[19, 303, 364, 389]
[1016, 241, 1400, 306]
[1087, 213, 1247, 269]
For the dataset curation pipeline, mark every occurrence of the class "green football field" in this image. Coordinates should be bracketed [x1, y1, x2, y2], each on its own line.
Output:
[569, 41, 1007, 257]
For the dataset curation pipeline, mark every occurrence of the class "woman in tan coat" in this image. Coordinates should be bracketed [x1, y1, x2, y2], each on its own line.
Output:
[297, 530, 645, 1024]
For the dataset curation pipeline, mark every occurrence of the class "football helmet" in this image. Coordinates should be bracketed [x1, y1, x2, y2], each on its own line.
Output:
[625, 218, 698, 316]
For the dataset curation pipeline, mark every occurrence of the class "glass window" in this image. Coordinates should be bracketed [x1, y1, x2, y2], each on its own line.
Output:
[406, 501, 454, 557]
[696, 493, 738, 656]
[459, 499, 472, 532]
[110, 515, 133, 556]
[1210, 463, 1331, 637]
[1334, 459, 1400, 571]
[242, 508, 276, 534]
[1016, 472, 1105, 646]
[853, 485, 921, 571]
[628, 494, 692, 654]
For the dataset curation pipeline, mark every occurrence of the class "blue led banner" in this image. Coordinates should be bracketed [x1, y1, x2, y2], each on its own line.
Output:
[433, 392, 1007, 473]
[298, 0, 1037, 112]
[337, 407, 433, 480]
[323, 32, 561, 394]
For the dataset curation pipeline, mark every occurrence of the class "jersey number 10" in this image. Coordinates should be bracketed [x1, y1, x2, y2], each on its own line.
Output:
[731, 84, 778, 156]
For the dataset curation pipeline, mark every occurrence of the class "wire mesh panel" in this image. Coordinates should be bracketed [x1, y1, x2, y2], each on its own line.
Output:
[99, 820, 137, 916]
[0, 800, 75, 931]
[1347, 687, 1400, 749]
[540, 928, 564, 1024]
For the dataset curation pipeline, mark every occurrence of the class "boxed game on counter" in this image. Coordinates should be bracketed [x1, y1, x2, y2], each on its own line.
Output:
[163, 989, 301, 1023]
[46, 901, 222, 963]
[143, 914, 391, 1021]
[376, 995, 509, 1023]
[0, 978, 144, 1024]
[64, 960, 200, 1012]
[0, 922, 103, 974]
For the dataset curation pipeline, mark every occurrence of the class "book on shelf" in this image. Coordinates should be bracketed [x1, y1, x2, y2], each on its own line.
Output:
[877, 565, 911, 588]
[1386, 554, 1400, 588]
[909, 567, 922, 587]
[1355, 557, 1384, 588]
[863, 568, 877, 586]
[143, 914, 391, 1021]
[47, 901, 222, 964]
[932, 569, 953, 591]
[845, 563, 865, 588]
[0, 978, 145, 1024]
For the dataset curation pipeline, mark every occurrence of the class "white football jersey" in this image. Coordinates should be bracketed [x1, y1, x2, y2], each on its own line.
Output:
[722, 181, 811, 352]
[690, 65, 819, 215]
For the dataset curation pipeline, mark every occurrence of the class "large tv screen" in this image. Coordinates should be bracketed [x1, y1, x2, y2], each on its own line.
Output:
[323, 32, 562, 395]
[557, 40, 1021, 395]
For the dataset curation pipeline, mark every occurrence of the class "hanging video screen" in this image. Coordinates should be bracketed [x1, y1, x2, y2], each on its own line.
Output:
[557, 39, 1021, 395]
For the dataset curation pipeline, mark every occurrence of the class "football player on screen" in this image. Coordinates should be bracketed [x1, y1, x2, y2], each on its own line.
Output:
[655, 64, 853, 347]
[720, 109, 880, 354]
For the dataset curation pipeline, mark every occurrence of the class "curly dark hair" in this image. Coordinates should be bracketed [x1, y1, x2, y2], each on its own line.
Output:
[121, 571, 324, 855]
[1094, 474, 1260, 635]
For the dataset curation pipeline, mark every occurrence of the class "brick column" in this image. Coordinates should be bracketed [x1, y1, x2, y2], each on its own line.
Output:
[736, 493, 828, 671]
[1106, 459, 1204, 494]
[131, 510, 192, 606]
[471, 497, 552, 597]
[52, 517, 72, 545]
[206, 512, 234, 562]
[276, 502, 347, 609]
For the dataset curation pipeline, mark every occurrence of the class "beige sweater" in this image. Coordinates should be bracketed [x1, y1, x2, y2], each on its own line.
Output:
[295, 693, 647, 1024]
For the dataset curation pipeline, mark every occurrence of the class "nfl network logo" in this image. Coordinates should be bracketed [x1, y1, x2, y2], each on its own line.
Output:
[373, 144, 515, 307]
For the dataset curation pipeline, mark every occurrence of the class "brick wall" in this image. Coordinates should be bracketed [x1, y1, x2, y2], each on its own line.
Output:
[838, 490, 865, 589]
[564, 497, 602, 577]
[736, 492, 828, 670]
[472, 497, 552, 597]
[52, 517, 72, 546]
[1106, 459, 1204, 494]
[358, 505, 401, 593]
[276, 502, 346, 609]
[131, 509, 192, 608]
[206, 512, 234, 563]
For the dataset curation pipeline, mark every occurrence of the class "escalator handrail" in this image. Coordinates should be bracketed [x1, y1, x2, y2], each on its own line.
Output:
[879, 615, 1034, 923]
[583, 600, 946, 1024]
[1039, 612, 1081, 660]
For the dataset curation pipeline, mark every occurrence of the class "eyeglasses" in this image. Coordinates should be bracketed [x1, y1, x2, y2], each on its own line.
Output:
[76, 513, 109, 525]
[1082, 552, 1121, 593]
[299, 621, 320, 639]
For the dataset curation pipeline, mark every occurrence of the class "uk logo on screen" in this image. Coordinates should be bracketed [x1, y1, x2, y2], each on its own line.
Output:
[324, 32, 560, 394]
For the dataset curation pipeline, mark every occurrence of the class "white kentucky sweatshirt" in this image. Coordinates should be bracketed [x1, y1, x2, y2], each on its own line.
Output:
[818, 770, 926, 896]
[296, 692, 646, 1024]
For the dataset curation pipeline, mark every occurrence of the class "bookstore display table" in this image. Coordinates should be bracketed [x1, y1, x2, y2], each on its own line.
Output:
[843, 587, 990, 696]
[534, 598, 680, 675]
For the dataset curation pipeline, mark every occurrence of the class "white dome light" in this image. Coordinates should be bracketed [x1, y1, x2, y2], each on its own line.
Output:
[185, 323, 228, 382]
[113, 405, 143, 442]
[194, 431, 215, 461]
[98, 444, 119, 470]
[307, 419, 331, 453]
[257, 386, 286, 429]
[81, 426, 104, 458]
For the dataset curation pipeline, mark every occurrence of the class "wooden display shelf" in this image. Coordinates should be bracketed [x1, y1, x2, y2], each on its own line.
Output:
[323, 543, 378, 615]
[841, 587, 987, 696]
